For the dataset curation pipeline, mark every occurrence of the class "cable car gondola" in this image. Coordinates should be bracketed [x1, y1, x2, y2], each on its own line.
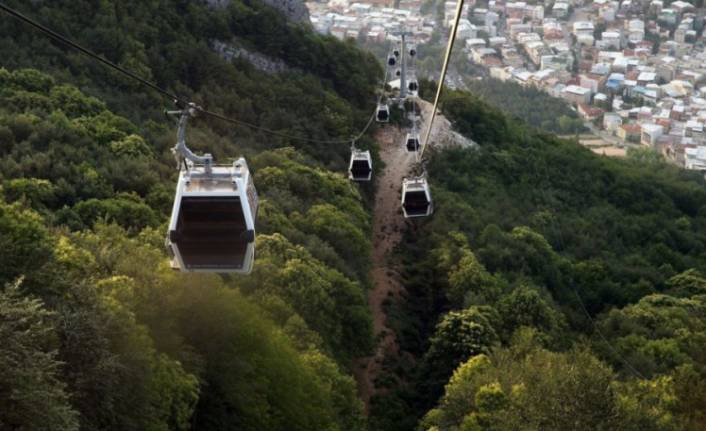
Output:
[388, 55, 397, 66]
[405, 132, 420, 152]
[376, 103, 390, 122]
[393, 48, 400, 57]
[349, 147, 373, 181]
[166, 107, 258, 274]
[401, 176, 433, 218]
[409, 46, 417, 57]
[395, 69, 401, 77]
[408, 79, 419, 93]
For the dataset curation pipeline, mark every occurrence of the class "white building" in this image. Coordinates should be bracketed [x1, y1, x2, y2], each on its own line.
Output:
[563, 85, 592, 104]
[627, 19, 645, 43]
[685, 146, 706, 170]
[573, 21, 595, 37]
[457, 19, 476, 39]
[600, 31, 621, 50]
[641, 124, 664, 146]
[577, 34, 595, 46]
[604, 112, 623, 131]
[552, 2, 569, 18]
[465, 38, 486, 50]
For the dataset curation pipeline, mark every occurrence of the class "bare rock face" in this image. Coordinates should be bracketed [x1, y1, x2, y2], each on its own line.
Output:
[261, 0, 310, 23]
[206, 0, 310, 24]
[212, 41, 295, 74]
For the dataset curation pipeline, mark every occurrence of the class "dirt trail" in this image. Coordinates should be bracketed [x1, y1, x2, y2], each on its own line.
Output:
[353, 99, 466, 412]
[353, 124, 411, 411]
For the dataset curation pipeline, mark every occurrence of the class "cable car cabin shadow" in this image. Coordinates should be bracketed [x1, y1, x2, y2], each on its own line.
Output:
[405, 133, 420, 152]
[349, 149, 373, 181]
[167, 158, 258, 274]
[401, 177, 433, 218]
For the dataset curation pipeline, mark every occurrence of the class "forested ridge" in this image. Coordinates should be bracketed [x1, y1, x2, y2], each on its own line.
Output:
[458, 77, 585, 135]
[3, 1, 706, 430]
[0, 0, 379, 429]
[368, 88, 706, 431]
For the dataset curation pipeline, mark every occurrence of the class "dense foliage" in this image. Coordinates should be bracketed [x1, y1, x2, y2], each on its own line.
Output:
[460, 77, 585, 134]
[0, 0, 380, 428]
[0, 65, 374, 429]
[368, 89, 706, 430]
[5, 1, 706, 430]
[0, 0, 381, 166]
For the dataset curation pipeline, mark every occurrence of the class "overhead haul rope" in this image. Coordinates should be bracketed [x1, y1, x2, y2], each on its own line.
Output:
[420, 0, 465, 158]
[389, 0, 642, 377]
[348, 48, 390, 152]
[0, 1, 379, 146]
[4, 1, 644, 376]
[379, 35, 399, 106]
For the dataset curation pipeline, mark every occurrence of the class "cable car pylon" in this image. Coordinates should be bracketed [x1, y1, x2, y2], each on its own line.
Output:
[390, 27, 414, 102]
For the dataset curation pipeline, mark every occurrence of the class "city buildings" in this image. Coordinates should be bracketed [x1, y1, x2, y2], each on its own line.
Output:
[307, 0, 706, 170]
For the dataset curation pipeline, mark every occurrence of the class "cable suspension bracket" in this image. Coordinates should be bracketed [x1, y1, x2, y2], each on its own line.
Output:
[166, 103, 214, 174]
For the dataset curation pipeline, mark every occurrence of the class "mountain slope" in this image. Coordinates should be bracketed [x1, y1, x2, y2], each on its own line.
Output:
[0, 66, 375, 430]
[0, 0, 382, 428]
[368, 88, 706, 431]
[4, 1, 706, 431]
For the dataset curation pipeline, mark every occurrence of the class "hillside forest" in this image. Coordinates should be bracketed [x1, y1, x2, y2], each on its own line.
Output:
[1, 1, 706, 431]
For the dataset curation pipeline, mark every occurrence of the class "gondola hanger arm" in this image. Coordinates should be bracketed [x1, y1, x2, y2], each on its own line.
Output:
[167, 103, 214, 173]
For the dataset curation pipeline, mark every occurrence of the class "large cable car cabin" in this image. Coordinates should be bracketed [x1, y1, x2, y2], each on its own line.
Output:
[166, 106, 258, 274]
[349, 148, 373, 181]
[405, 133, 420, 152]
[376, 103, 390, 122]
[401, 177, 433, 218]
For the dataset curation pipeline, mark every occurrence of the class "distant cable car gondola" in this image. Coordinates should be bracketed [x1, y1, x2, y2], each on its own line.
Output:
[166, 106, 258, 274]
[376, 103, 390, 122]
[409, 47, 417, 57]
[405, 132, 420, 152]
[401, 176, 433, 218]
[408, 79, 419, 92]
[393, 48, 400, 57]
[388, 55, 397, 66]
[395, 69, 401, 77]
[349, 146, 373, 181]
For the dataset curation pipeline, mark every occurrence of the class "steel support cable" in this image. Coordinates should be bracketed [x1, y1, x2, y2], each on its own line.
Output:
[392, 0, 642, 375]
[0, 1, 381, 146]
[420, 0, 465, 159]
[0, 2, 183, 102]
[372, 37, 388, 111]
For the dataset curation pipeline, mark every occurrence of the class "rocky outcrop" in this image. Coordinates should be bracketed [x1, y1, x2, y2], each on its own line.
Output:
[212, 41, 294, 74]
[206, 0, 310, 24]
[261, 0, 310, 23]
